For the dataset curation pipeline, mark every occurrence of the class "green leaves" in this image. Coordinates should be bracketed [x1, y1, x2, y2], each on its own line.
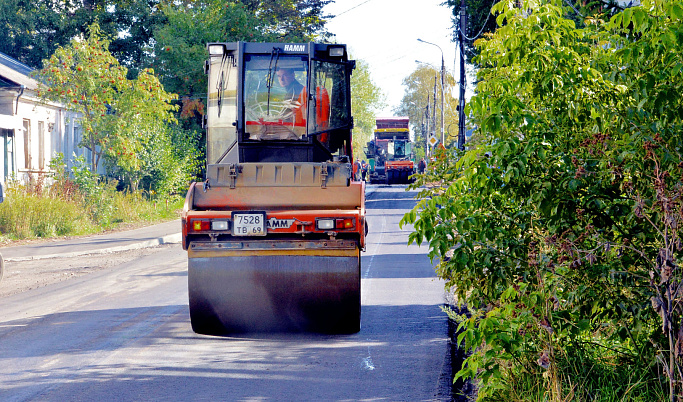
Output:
[407, 0, 683, 398]
[36, 22, 180, 191]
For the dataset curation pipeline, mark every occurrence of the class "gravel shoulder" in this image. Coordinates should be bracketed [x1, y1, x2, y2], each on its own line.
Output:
[0, 245, 175, 299]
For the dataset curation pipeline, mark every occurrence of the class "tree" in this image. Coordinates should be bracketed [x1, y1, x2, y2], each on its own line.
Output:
[395, 65, 458, 153]
[1, 0, 332, 72]
[350, 59, 386, 162]
[106, 123, 202, 194]
[403, 0, 683, 399]
[36, 22, 177, 180]
[92, 0, 169, 74]
[242, 0, 333, 41]
[443, 0, 632, 64]
[0, 0, 84, 68]
[0, 0, 167, 70]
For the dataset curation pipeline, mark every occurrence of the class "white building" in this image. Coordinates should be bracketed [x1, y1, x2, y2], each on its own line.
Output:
[0, 51, 97, 187]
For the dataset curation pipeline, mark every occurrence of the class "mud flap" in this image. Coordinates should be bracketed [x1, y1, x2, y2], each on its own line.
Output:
[188, 242, 360, 335]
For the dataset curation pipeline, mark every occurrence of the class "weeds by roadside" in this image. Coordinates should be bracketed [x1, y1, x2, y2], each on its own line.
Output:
[0, 154, 184, 244]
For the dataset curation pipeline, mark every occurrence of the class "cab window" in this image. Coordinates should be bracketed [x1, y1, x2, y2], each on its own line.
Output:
[243, 55, 308, 141]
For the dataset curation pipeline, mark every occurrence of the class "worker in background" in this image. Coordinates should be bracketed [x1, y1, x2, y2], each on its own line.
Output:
[354, 159, 362, 181]
[418, 157, 426, 174]
[361, 160, 368, 181]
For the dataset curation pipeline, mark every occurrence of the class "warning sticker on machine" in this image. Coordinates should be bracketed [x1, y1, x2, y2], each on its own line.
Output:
[267, 218, 295, 229]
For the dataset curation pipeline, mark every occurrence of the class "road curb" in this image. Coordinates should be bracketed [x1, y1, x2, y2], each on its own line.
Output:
[3, 233, 182, 262]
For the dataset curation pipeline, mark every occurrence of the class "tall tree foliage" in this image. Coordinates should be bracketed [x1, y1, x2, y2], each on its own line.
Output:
[403, 0, 683, 399]
[350, 59, 386, 162]
[395, 65, 458, 153]
[241, 0, 332, 41]
[0, 0, 165, 70]
[0, 0, 84, 68]
[0, 0, 332, 72]
[444, 0, 633, 63]
[36, 23, 178, 187]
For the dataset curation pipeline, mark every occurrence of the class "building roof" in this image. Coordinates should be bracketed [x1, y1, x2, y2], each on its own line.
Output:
[0, 51, 33, 76]
[0, 51, 38, 89]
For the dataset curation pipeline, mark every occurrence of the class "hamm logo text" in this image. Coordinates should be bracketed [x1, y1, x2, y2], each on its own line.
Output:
[284, 44, 306, 52]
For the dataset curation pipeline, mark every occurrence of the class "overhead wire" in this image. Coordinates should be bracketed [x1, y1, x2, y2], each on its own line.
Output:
[460, 0, 583, 43]
[329, 0, 376, 19]
[460, 0, 497, 42]
[563, 0, 584, 16]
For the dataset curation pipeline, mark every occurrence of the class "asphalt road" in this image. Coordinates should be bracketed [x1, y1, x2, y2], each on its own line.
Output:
[0, 184, 451, 401]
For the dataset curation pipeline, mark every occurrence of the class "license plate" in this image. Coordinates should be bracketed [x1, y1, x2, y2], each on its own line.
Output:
[232, 211, 267, 236]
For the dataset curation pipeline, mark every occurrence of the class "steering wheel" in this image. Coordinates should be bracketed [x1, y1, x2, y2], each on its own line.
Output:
[246, 99, 301, 122]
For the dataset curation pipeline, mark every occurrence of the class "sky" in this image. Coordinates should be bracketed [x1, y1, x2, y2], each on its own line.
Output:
[323, 0, 459, 116]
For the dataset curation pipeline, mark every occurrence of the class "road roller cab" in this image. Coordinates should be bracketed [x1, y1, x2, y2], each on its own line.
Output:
[182, 42, 364, 335]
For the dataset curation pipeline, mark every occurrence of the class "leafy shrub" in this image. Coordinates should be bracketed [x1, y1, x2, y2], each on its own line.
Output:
[0, 153, 183, 241]
[403, 0, 683, 399]
[105, 124, 201, 195]
[0, 183, 95, 239]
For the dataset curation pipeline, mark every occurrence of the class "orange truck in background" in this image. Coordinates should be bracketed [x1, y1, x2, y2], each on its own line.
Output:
[365, 117, 415, 184]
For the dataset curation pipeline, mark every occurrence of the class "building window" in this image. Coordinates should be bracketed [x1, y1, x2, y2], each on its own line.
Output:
[64, 120, 70, 156]
[38, 121, 45, 170]
[73, 126, 81, 157]
[23, 119, 31, 169]
[2, 128, 15, 180]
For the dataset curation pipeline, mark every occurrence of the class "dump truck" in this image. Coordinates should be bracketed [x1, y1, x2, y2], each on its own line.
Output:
[181, 42, 364, 335]
[365, 117, 414, 184]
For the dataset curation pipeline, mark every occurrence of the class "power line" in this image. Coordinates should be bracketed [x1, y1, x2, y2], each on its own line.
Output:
[461, 0, 497, 42]
[460, 0, 582, 43]
[329, 0, 375, 18]
[564, 0, 584, 16]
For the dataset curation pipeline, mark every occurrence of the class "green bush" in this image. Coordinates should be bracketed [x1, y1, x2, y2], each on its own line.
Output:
[105, 124, 201, 195]
[0, 184, 95, 239]
[403, 0, 683, 399]
[0, 154, 184, 241]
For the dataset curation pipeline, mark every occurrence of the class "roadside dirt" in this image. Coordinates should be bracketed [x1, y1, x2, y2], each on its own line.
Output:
[0, 245, 174, 299]
[0, 220, 170, 248]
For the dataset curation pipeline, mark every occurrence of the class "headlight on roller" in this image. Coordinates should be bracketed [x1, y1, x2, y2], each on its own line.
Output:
[316, 219, 335, 230]
[211, 220, 229, 231]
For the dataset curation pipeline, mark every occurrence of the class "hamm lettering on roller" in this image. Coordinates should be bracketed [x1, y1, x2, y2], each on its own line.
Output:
[284, 44, 306, 52]
[267, 218, 295, 229]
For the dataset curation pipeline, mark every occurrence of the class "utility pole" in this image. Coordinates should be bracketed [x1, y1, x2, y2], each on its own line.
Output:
[440, 55, 445, 146]
[432, 75, 437, 147]
[457, 0, 467, 150]
[422, 103, 427, 158]
[425, 95, 430, 157]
